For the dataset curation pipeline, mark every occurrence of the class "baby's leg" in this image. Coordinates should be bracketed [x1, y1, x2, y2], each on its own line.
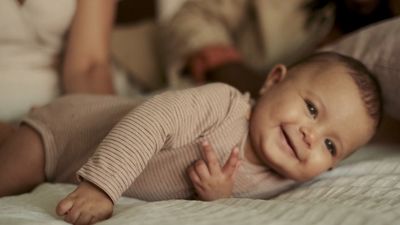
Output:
[0, 122, 16, 145]
[0, 124, 45, 196]
[56, 181, 113, 225]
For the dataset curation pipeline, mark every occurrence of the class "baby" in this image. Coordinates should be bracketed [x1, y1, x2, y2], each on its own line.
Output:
[0, 52, 382, 225]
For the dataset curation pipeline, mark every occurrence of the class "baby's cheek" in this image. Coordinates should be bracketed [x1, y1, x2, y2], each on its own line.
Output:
[304, 153, 332, 178]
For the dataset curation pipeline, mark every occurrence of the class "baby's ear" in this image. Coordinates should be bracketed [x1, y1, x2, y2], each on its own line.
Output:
[260, 64, 288, 95]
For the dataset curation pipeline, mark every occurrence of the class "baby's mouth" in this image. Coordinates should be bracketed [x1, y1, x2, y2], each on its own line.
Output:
[281, 126, 299, 160]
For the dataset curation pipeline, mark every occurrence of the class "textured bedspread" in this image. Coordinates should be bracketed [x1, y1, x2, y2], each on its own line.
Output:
[0, 143, 399, 225]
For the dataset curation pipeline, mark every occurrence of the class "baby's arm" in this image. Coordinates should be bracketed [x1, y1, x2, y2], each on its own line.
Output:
[56, 93, 180, 224]
[57, 84, 239, 224]
[188, 141, 241, 201]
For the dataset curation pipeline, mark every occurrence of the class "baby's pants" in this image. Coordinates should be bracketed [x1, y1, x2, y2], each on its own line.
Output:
[22, 95, 143, 183]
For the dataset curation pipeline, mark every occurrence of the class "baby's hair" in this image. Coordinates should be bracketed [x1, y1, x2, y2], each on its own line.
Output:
[292, 52, 383, 129]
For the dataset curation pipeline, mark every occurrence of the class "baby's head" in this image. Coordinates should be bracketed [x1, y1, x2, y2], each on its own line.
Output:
[249, 52, 382, 181]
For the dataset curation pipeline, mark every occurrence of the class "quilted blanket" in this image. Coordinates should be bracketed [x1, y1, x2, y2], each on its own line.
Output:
[0, 143, 399, 225]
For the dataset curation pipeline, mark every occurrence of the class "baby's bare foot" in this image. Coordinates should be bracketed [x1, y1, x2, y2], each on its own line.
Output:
[56, 181, 113, 225]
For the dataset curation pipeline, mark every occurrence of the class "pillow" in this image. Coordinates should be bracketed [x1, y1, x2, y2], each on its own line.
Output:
[321, 17, 400, 121]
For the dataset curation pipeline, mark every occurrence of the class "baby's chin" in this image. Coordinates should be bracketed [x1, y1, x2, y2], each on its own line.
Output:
[264, 158, 320, 182]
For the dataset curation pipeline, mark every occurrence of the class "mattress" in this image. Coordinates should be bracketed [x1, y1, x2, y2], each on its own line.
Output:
[0, 143, 399, 225]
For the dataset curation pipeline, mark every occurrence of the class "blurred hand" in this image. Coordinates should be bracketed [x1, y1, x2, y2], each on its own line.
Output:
[207, 62, 264, 98]
[188, 45, 242, 83]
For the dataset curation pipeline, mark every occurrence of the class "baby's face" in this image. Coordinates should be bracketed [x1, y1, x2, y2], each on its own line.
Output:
[249, 64, 375, 181]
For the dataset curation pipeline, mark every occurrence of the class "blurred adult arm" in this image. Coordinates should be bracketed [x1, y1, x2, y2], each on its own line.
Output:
[161, 0, 251, 84]
[62, 0, 116, 95]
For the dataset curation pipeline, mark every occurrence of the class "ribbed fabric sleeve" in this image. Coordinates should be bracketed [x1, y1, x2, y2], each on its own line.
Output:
[77, 83, 239, 203]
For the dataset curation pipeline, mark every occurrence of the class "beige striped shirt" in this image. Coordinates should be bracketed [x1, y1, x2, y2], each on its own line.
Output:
[75, 83, 294, 202]
[25, 83, 295, 203]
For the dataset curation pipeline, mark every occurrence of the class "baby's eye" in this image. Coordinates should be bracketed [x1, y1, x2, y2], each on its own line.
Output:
[324, 139, 337, 156]
[305, 99, 318, 119]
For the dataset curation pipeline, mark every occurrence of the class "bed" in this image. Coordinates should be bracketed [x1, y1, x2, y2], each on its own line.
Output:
[1, 137, 399, 225]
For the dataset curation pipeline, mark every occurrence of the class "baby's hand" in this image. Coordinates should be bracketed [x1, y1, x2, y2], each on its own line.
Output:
[56, 181, 113, 225]
[187, 141, 241, 201]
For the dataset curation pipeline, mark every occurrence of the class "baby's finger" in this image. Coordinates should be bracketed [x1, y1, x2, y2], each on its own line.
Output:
[90, 216, 102, 225]
[56, 198, 74, 216]
[193, 184, 206, 199]
[187, 166, 202, 185]
[64, 206, 81, 225]
[201, 141, 221, 174]
[193, 160, 210, 179]
[232, 160, 241, 177]
[75, 212, 92, 225]
[222, 147, 240, 176]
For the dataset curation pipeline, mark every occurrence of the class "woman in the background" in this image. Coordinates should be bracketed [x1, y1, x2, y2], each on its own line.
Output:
[0, 0, 117, 123]
[161, 0, 399, 97]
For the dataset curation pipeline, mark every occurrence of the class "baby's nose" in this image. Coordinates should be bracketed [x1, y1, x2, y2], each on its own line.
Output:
[300, 126, 318, 148]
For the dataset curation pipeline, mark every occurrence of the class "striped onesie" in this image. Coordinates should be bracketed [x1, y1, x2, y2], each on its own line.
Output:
[23, 83, 295, 203]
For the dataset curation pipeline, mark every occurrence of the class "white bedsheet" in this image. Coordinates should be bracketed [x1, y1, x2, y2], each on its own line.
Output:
[1, 143, 399, 225]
